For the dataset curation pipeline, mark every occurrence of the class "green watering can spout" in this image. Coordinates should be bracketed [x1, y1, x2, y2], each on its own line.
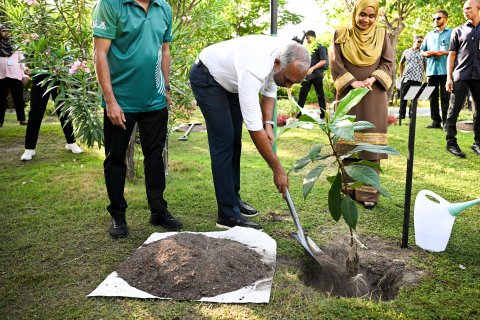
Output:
[447, 198, 480, 217]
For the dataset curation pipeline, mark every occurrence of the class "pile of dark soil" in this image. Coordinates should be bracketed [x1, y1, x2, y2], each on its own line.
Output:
[117, 233, 273, 300]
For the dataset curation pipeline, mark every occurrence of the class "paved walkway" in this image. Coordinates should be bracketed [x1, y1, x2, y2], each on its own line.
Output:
[388, 106, 431, 117]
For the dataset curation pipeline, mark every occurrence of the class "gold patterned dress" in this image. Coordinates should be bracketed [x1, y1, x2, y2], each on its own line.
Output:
[330, 25, 393, 203]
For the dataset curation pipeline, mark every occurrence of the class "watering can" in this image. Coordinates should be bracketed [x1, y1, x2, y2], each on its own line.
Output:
[414, 190, 480, 252]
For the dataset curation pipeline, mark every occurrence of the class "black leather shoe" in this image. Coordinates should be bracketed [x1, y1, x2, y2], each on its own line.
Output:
[362, 201, 377, 210]
[426, 123, 442, 129]
[471, 144, 480, 155]
[108, 216, 128, 238]
[216, 215, 262, 230]
[239, 199, 258, 217]
[446, 144, 466, 158]
[150, 211, 183, 230]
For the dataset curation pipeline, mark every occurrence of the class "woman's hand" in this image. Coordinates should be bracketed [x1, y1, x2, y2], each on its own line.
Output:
[351, 80, 365, 89]
[363, 77, 376, 89]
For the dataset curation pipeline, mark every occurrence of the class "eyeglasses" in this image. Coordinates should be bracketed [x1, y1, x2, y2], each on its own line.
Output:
[433, 17, 443, 21]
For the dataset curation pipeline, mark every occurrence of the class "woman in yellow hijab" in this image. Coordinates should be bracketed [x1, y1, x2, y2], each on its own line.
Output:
[330, 0, 393, 208]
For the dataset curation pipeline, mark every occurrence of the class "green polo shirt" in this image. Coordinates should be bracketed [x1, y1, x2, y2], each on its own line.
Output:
[92, 0, 172, 113]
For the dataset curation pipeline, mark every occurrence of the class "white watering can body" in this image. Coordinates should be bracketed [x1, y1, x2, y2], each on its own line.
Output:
[414, 190, 480, 252]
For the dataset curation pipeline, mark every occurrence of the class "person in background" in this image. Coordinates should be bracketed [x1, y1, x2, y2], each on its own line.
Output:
[190, 35, 310, 230]
[330, 0, 393, 209]
[93, 0, 182, 238]
[398, 35, 425, 123]
[19, 72, 83, 161]
[296, 30, 328, 119]
[421, 10, 453, 129]
[0, 24, 29, 127]
[444, 0, 480, 158]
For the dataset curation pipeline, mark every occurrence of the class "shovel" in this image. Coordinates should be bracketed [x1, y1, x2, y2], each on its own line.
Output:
[178, 122, 201, 141]
[285, 188, 324, 260]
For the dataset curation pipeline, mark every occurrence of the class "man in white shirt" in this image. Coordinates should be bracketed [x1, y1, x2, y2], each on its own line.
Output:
[189, 35, 310, 230]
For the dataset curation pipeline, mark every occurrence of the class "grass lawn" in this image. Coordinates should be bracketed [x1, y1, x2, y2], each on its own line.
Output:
[0, 105, 479, 320]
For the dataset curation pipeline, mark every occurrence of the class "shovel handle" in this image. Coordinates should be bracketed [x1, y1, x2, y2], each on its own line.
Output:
[285, 188, 307, 240]
[178, 123, 196, 140]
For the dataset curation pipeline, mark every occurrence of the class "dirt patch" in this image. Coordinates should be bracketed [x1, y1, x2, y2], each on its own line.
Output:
[266, 211, 290, 222]
[175, 124, 207, 132]
[278, 234, 424, 301]
[117, 233, 273, 300]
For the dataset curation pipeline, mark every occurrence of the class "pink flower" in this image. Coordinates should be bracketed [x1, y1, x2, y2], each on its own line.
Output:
[73, 60, 82, 67]
[387, 114, 398, 126]
[31, 33, 40, 40]
[69, 66, 78, 74]
[181, 16, 192, 23]
[84, 68, 91, 74]
[24, 0, 39, 5]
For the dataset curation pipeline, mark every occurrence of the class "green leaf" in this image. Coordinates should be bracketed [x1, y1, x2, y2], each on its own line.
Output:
[377, 186, 391, 198]
[308, 144, 326, 161]
[298, 113, 318, 124]
[345, 164, 380, 190]
[341, 195, 358, 229]
[333, 88, 370, 121]
[326, 175, 337, 184]
[329, 119, 355, 141]
[290, 155, 312, 172]
[302, 164, 326, 199]
[353, 160, 383, 173]
[353, 121, 376, 131]
[276, 120, 308, 139]
[342, 143, 400, 158]
[328, 173, 342, 222]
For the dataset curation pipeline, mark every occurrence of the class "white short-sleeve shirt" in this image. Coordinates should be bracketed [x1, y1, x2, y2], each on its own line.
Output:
[199, 35, 290, 131]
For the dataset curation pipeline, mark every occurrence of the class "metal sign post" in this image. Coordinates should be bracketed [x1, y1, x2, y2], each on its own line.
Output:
[401, 84, 435, 248]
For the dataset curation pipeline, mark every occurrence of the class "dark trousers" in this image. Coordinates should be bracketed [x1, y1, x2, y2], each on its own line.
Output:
[104, 108, 169, 217]
[189, 62, 243, 219]
[399, 80, 421, 119]
[0, 77, 26, 124]
[297, 76, 326, 118]
[427, 75, 449, 125]
[25, 74, 75, 149]
[445, 80, 480, 146]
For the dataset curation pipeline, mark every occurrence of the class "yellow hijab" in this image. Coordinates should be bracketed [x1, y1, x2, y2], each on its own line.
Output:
[335, 0, 385, 66]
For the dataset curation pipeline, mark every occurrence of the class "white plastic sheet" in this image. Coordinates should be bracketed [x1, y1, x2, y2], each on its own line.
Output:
[88, 227, 277, 303]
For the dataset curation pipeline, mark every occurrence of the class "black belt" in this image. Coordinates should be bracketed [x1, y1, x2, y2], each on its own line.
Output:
[196, 59, 210, 74]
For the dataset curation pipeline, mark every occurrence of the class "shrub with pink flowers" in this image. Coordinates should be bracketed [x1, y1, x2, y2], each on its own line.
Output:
[3, 0, 102, 148]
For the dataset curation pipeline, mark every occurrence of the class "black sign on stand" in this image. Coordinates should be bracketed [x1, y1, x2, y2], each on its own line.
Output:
[401, 84, 435, 248]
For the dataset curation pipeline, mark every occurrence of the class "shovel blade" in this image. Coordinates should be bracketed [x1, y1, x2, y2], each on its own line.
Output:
[292, 233, 323, 256]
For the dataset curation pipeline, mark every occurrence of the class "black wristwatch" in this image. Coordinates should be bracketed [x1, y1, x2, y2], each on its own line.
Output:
[165, 84, 171, 91]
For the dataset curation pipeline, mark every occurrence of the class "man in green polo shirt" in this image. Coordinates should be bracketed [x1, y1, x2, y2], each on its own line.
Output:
[93, 0, 182, 239]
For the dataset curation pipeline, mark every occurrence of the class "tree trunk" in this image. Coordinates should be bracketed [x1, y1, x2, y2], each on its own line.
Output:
[387, 26, 403, 105]
[125, 123, 138, 181]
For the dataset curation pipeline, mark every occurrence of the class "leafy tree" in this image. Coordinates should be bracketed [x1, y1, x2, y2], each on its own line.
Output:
[316, 0, 464, 95]
[2, 0, 102, 147]
[221, 0, 302, 36]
